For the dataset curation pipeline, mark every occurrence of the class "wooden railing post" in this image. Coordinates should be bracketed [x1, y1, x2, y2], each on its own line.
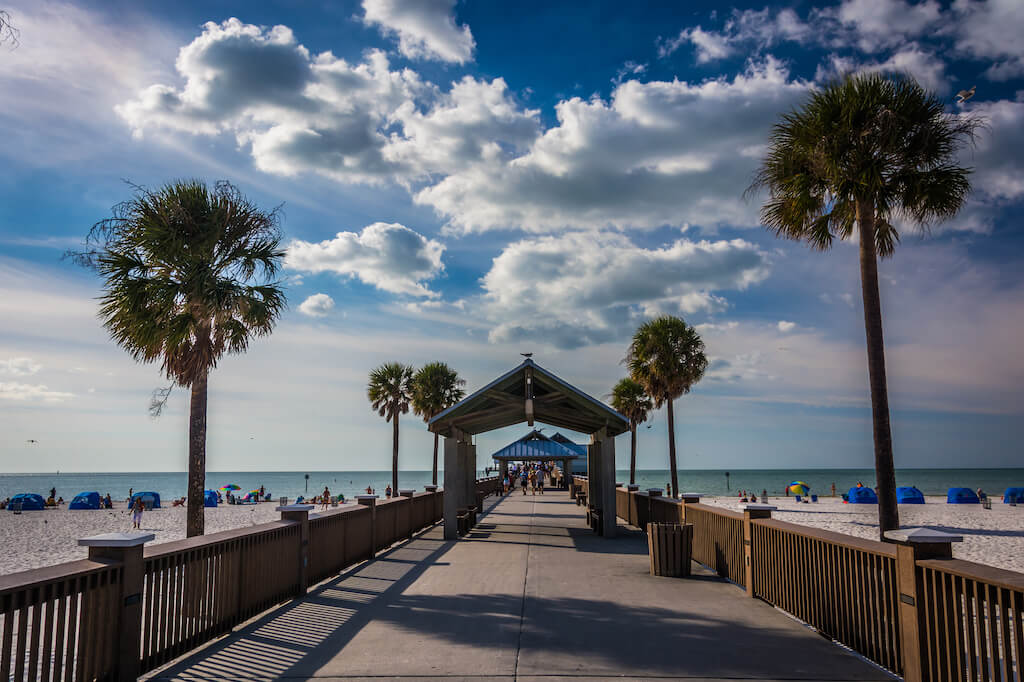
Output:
[277, 504, 313, 595]
[400, 490, 415, 538]
[680, 493, 701, 523]
[885, 528, 963, 682]
[646, 489, 663, 525]
[357, 495, 378, 559]
[78, 531, 154, 682]
[742, 504, 775, 598]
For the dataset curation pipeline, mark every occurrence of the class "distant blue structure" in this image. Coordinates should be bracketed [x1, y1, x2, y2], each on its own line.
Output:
[9, 493, 45, 511]
[204, 490, 219, 508]
[896, 487, 925, 504]
[847, 487, 878, 504]
[947, 487, 979, 504]
[1004, 487, 1024, 504]
[69, 491, 101, 510]
[131, 491, 161, 509]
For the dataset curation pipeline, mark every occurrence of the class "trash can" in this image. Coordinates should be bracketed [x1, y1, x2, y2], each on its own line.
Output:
[647, 522, 693, 577]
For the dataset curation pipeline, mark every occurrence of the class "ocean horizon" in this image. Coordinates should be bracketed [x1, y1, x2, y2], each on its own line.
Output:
[3, 467, 1021, 502]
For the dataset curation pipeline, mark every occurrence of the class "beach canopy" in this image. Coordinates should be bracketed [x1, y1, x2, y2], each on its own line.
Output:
[788, 481, 810, 496]
[896, 486, 925, 504]
[848, 487, 878, 504]
[1004, 487, 1024, 503]
[947, 487, 979, 504]
[8, 493, 45, 511]
[69, 491, 101, 510]
[220, 484, 240, 491]
[131, 491, 161, 509]
[203, 490, 218, 508]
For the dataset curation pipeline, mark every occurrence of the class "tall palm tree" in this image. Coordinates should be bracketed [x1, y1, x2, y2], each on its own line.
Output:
[78, 180, 286, 537]
[748, 73, 978, 538]
[411, 362, 466, 486]
[368, 362, 414, 494]
[625, 316, 707, 499]
[610, 378, 653, 486]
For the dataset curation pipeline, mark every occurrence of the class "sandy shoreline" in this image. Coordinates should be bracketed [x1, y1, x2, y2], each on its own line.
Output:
[1, 494, 1021, 577]
[702, 495, 1024, 573]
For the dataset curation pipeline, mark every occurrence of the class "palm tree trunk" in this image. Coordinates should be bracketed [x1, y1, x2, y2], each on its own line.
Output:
[392, 408, 400, 494]
[629, 424, 637, 485]
[432, 432, 439, 486]
[666, 398, 678, 499]
[857, 201, 899, 539]
[186, 370, 208, 537]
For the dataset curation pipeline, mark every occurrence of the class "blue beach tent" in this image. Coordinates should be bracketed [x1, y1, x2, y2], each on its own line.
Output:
[896, 487, 925, 504]
[203, 490, 218, 508]
[131, 491, 161, 509]
[847, 487, 878, 504]
[9, 493, 45, 511]
[1004, 487, 1024, 503]
[947, 487, 979, 504]
[69, 492, 101, 510]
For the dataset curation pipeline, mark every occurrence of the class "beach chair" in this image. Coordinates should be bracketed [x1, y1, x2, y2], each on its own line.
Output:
[794, 495, 802, 503]
[11, 501, 22, 514]
[811, 495, 818, 503]
[279, 496, 287, 506]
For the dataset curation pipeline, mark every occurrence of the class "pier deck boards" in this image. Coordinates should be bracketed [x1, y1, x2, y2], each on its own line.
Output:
[148, 491, 894, 681]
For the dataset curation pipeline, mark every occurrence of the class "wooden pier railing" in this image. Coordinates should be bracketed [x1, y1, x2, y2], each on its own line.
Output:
[0, 481, 481, 681]
[611, 485, 1023, 682]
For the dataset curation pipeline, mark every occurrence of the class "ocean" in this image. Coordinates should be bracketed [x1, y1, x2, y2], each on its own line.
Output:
[1, 468, 1021, 502]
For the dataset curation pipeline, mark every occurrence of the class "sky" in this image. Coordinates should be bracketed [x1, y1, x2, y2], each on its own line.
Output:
[1, 0, 1023, 474]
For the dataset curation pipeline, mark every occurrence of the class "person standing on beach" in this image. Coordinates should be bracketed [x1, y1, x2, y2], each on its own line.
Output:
[831, 482, 836, 497]
[132, 496, 144, 529]
[321, 486, 331, 511]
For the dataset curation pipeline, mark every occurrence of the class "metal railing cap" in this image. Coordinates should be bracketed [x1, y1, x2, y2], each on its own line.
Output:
[885, 527, 963, 544]
[744, 504, 777, 511]
[78, 531, 154, 547]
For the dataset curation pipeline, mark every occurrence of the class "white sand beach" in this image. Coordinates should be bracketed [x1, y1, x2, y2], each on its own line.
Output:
[1, 495, 1021, 576]
[703, 495, 1024, 573]
[0, 502, 289, 576]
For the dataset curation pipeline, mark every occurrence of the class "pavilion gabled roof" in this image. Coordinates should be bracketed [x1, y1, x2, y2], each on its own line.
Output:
[490, 429, 583, 460]
[428, 358, 629, 437]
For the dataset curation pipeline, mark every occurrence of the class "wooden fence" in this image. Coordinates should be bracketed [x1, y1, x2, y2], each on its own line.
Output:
[0, 479, 505, 681]
[611, 484, 1024, 682]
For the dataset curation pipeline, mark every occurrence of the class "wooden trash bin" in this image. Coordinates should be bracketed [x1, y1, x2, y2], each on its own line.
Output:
[647, 522, 693, 577]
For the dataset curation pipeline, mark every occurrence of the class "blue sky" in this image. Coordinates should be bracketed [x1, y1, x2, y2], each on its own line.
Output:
[1, 0, 1023, 473]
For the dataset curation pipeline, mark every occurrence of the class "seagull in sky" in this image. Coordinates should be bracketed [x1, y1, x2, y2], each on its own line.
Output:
[955, 85, 976, 103]
[26, 439, 38, 444]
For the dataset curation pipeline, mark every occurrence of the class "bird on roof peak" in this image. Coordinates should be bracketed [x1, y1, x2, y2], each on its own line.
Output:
[520, 352, 533, 358]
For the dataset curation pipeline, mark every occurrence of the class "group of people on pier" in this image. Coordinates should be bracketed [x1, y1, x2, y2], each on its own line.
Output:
[502, 462, 562, 495]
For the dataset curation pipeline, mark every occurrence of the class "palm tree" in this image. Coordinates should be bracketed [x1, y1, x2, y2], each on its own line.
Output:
[78, 180, 286, 537]
[368, 362, 415, 494]
[411, 362, 466, 486]
[610, 378, 653, 486]
[625, 316, 707, 499]
[748, 73, 978, 538]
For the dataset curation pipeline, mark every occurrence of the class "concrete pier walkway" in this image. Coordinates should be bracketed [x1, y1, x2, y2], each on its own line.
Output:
[149, 491, 894, 681]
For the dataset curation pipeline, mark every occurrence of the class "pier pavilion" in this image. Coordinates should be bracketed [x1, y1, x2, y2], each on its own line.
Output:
[489, 428, 585, 483]
[429, 358, 629, 538]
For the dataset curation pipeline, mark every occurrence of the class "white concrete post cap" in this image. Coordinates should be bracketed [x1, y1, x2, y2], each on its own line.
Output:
[399, 489, 415, 495]
[78, 532, 155, 547]
[745, 504, 777, 511]
[646, 488, 664, 496]
[884, 528, 963, 543]
[356, 495, 379, 500]
[276, 504, 314, 512]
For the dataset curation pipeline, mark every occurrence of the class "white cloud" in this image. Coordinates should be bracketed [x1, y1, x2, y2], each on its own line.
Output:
[660, 26, 734, 62]
[815, 45, 948, 94]
[361, 0, 475, 64]
[658, 8, 813, 62]
[417, 58, 811, 233]
[0, 382, 73, 403]
[298, 293, 336, 318]
[777, 321, 796, 333]
[837, 0, 941, 51]
[0, 357, 42, 376]
[951, 0, 1024, 80]
[465, 232, 770, 348]
[285, 222, 444, 297]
